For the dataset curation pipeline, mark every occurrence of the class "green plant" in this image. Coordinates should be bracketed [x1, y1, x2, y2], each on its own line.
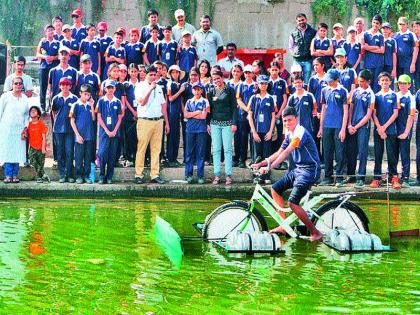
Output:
[355, 0, 420, 25]
[311, 0, 350, 25]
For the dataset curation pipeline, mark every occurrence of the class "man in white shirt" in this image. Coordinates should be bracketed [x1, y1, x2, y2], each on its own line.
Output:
[172, 9, 196, 45]
[218, 42, 244, 78]
[4, 56, 33, 97]
[134, 65, 170, 184]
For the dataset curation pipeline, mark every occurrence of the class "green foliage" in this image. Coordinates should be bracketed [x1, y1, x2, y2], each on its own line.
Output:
[140, 0, 199, 25]
[355, 0, 420, 25]
[311, 0, 350, 25]
[91, 0, 105, 22]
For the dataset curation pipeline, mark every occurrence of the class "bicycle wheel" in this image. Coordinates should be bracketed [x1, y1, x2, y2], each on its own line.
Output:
[202, 201, 268, 241]
[312, 200, 369, 234]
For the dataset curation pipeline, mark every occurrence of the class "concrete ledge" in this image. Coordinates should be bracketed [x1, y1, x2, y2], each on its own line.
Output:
[0, 181, 418, 200]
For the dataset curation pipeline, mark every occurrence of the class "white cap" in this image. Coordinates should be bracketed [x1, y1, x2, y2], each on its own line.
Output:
[243, 64, 253, 72]
[174, 9, 185, 18]
[59, 45, 70, 54]
[291, 64, 302, 73]
[347, 26, 357, 33]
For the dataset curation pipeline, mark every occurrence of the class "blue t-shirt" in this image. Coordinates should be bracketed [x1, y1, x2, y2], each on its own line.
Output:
[60, 38, 80, 69]
[321, 85, 348, 129]
[313, 37, 332, 69]
[96, 96, 123, 138]
[374, 90, 399, 135]
[140, 25, 164, 43]
[287, 91, 316, 134]
[384, 38, 397, 67]
[103, 45, 126, 77]
[308, 74, 327, 112]
[394, 31, 416, 68]
[167, 80, 183, 116]
[79, 38, 101, 72]
[178, 46, 198, 73]
[288, 83, 308, 96]
[54, 33, 64, 41]
[268, 77, 288, 111]
[69, 101, 95, 141]
[236, 81, 256, 121]
[124, 42, 144, 66]
[185, 97, 209, 133]
[343, 41, 361, 68]
[76, 71, 100, 101]
[38, 39, 60, 69]
[281, 124, 320, 171]
[158, 40, 178, 67]
[48, 65, 78, 97]
[396, 92, 416, 136]
[338, 67, 357, 93]
[351, 87, 375, 127]
[97, 35, 113, 63]
[248, 94, 275, 134]
[331, 37, 345, 50]
[143, 39, 159, 64]
[51, 92, 78, 133]
[416, 90, 420, 127]
[363, 31, 384, 68]
[71, 26, 87, 44]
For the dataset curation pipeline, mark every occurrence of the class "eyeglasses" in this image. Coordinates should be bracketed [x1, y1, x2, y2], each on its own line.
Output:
[13, 82, 23, 86]
[98, 29, 106, 32]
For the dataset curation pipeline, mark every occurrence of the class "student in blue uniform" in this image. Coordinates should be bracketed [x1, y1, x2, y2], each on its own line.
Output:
[96, 21, 113, 80]
[317, 68, 349, 186]
[61, 24, 80, 69]
[252, 106, 322, 242]
[103, 31, 126, 79]
[178, 30, 198, 74]
[166, 65, 185, 166]
[140, 9, 164, 43]
[143, 25, 160, 65]
[76, 54, 101, 102]
[331, 23, 346, 51]
[287, 75, 317, 138]
[288, 64, 308, 94]
[416, 89, 420, 186]
[79, 24, 101, 75]
[71, 8, 87, 44]
[346, 70, 375, 186]
[228, 64, 243, 91]
[125, 28, 144, 67]
[334, 48, 357, 95]
[381, 23, 397, 80]
[51, 77, 78, 183]
[36, 24, 60, 111]
[96, 80, 124, 184]
[395, 17, 419, 89]
[369, 72, 400, 189]
[48, 46, 78, 99]
[184, 83, 209, 184]
[343, 26, 362, 73]
[361, 15, 385, 92]
[395, 74, 416, 187]
[52, 16, 64, 41]
[248, 75, 276, 182]
[70, 84, 96, 184]
[158, 25, 178, 68]
[310, 23, 334, 71]
[235, 65, 256, 167]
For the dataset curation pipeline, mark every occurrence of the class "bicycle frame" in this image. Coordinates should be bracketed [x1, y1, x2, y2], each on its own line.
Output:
[242, 184, 355, 238]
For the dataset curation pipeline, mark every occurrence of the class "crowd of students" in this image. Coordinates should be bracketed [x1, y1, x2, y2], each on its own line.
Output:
[1, 8, 420, 189]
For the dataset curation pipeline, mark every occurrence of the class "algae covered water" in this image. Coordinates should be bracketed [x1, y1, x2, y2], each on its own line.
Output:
[0, 198, 418, 314]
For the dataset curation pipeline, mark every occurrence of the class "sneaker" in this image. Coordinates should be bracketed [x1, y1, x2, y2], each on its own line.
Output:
[369, 179, 381, 188]
[76, 178, 84, 184]
[84, 177, 92, 184]
[3, 176, 12, 183]
[343, 177, 356, 184]
[233, 161, 239, 167]
[264, 179, 272, 185]
[107, 178, 113, 184]
[59, 177, 66, 183]
[401, 180, 410, 188]
[151, 176, 165, 184]
[212, 176, 220, 185]
[42, 174, 51, 183]
[135, 177, 145, 184]
[225, 176, 232, 186]
[125, 161, 134, 167]
[197, 177, 205, 184]
[335, 180, 344, 188]
[68, 178, 75, 183]
[391, 176, 401, 190]
[52, 162, 58, 170]
[98, 177, 105, 184]
[320, 178, 333, 185]
[239, 161, 246, 168]
[36, 178, 43, 183]
[185, 176, 193, 184]
[355, 180, 364, 187]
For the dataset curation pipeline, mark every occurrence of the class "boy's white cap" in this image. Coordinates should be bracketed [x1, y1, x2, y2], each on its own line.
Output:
[174, 9, 185, 18]
[290, 64, 302, 73]
[347, 26, 357, 33]
[243, 64, 253, 72]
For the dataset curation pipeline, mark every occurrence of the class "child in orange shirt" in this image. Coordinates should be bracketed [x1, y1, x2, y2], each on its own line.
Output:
[27, 106, 49, 183]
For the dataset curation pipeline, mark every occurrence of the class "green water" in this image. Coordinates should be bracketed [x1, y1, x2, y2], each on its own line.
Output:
[0, 198, 419, 314]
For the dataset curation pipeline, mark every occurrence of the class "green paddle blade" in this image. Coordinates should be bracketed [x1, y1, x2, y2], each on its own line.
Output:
[153, 216, 183, 269]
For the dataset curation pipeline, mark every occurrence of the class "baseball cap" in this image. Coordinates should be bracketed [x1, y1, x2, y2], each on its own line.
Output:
[398, 74, 411, 84]
[59, 77, 72, 85]
[347, 26, 357, 33]
[118, 64, 128, 71]
[325, 68, 340, 82]
[192, 82, 205, 91]
[175, 9, 185, 18]
[257, 75, 269, 84]
[182, 30, 192, 37]
[243, 64, 253, 72]
[398, 17, 408, 25]
[71, 8, 83, 17]
[104, 80, 116, 88]
[80, 54, 92, 63]
[382, 22, 392, 29]
[59, 45, 70, 54]
[97, 21, 108, 30]
[44, 24, 54, 31]
[62, 24, 72, 32]
[333, 23, 344, 29]
[334, 47, 347, 57]
[290, 64, 302, 73]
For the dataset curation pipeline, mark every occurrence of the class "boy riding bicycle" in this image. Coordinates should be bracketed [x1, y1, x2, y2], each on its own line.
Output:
[253, 106, 323, 241]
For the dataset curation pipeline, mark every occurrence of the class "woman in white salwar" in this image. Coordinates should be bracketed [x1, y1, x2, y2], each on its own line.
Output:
[0, 77, 30, 183]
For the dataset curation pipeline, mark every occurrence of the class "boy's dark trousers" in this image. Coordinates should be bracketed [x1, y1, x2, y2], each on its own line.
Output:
[346, 126, 370, 181]
[417, 124, 420, 182]
[98, 135, 119, 180]
[366, 65, 383, 93]
[234, 120, 250, 164]
[123, 115, 137, 162]
[396, 137, 411, 181]
[253, 133, 272, 161]
[75, 140, 94, 179]
[38, 67, 51, 111]
[313, 117, 323, 162]
[54, 132, 75, 178]
[323, 128, 345, 181]
[28, 147, 45, 178]
[185, 132, 206, 178]
[166, 113, 181, 162]
[373, 130, 398, 180]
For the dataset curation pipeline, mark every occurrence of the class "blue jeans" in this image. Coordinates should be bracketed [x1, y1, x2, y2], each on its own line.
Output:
[397, 137, 411, 180]
[185, 132, 206, 178]
[54, 132, 75, 178]
[211, 124, 233, 177]
[323, 128, 345, 181]
[75, 141, 94, 178]
[4, 163, 19, 178]
[293, 60, 312, 84]
[346, 126, 370, 180]
[373, 130, 398, 180]
[98, 136, 119, 180]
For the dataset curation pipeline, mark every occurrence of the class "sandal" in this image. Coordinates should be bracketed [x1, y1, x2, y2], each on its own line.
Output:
[3, 176, 12, 183]
[212, 176, 220, 185]
[225, 176, 232, 186]
[12, 177, 20, 183]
